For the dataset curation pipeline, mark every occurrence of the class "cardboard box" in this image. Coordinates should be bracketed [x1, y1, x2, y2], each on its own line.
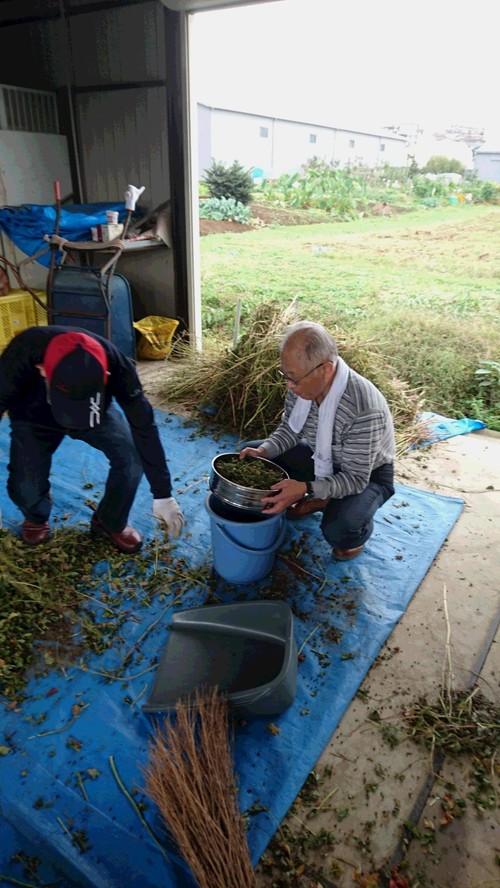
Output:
[91, 223, 124, 243]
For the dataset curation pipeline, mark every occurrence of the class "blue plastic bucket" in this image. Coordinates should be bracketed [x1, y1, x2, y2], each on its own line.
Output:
[205, 494, 286, 583]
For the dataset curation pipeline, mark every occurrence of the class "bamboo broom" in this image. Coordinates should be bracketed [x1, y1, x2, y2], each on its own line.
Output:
[144, 686, 256, 888]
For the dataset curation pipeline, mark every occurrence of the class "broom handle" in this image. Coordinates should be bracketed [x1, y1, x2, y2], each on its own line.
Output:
[53, 180, 61, 236]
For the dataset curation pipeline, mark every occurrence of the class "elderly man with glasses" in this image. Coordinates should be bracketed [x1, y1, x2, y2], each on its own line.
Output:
[240, 321, 395, 561]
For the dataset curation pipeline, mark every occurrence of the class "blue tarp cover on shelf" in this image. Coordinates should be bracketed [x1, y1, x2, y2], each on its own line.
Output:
[0, 203, 127, 267]
[0, 410, 463, 887]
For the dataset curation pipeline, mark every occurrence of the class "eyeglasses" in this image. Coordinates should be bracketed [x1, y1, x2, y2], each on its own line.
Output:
[278, 361, 328, 386]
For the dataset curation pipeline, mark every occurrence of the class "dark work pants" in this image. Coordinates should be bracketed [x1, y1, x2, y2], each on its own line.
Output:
[241, 440, 394, 550]
[8, 405, 143, 532]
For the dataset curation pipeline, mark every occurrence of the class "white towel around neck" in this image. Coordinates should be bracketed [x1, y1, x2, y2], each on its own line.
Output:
[288, 356, 350, 477]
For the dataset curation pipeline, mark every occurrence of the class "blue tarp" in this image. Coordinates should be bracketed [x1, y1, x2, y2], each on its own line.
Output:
[418, 411, 486, 444]
[0, 203, 127, 268]
[0, 410, 463, 887]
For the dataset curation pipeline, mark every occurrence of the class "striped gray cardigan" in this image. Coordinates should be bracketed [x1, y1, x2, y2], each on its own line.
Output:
[261, 366, 396, 500]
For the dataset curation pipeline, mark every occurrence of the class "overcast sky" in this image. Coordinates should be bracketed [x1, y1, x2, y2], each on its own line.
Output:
[190, 0, 499, 145]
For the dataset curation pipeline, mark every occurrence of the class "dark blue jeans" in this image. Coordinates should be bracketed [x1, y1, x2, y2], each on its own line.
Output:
[241, 441, 394, 550]
[8, 405, 143, 532]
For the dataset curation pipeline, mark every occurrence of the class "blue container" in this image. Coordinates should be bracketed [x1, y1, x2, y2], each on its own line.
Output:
[50, 265, 136, 359]
[205, 493, 286, 583]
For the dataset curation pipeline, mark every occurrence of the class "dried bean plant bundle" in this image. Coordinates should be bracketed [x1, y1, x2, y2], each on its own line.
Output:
[160, 302, 296, 438]
[144, 686, 256, 888]
[159, 302, 426, 453]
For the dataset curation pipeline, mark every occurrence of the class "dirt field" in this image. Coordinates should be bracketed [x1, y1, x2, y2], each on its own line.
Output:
[199, 201, 403, 237]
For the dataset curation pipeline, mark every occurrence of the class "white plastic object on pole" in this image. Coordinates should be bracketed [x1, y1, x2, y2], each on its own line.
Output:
[124, 184, 145, 211]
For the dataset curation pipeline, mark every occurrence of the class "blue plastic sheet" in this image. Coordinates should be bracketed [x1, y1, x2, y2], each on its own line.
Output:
[0, 203, 127, 268]
[418, 411, 486, 444]
[0, 410, 463, 887]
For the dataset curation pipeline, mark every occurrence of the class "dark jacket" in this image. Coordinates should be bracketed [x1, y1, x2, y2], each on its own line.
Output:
[0, 326, 172, 498]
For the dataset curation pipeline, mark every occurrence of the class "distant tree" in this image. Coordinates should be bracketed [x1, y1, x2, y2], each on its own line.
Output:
[407, 156, 420, 178]
[423, 155, 465, 175]
[203, 160, 254, 205]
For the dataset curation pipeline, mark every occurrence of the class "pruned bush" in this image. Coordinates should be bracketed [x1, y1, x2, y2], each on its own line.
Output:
[203, 160, 254, 205]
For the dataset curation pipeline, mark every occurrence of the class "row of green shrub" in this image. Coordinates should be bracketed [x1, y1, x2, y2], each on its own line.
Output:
[199, 158, 500, 221]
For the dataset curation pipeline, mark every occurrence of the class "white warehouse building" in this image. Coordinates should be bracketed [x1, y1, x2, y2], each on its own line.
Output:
[473, 144, 500, 183]
[198, 103, 409, 179]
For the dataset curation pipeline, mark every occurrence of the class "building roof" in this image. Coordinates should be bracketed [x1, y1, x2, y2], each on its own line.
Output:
[474, 143, 500, 155]
[197, 102, 407, 143]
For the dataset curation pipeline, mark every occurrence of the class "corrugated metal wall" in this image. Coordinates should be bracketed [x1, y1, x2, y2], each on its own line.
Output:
[76, 85, 169, 205]
[71, 3, 166, 86]
[474, 153, 500, 184]
[70, 2, 170, 208]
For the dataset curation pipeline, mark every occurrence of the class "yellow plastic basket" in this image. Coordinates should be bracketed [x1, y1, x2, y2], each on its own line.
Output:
[133, 316, 179, 360]
[0, 289, 47, 351]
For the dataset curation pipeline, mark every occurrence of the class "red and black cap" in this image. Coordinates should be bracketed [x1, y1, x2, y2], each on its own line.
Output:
[43, 332, 108, 429]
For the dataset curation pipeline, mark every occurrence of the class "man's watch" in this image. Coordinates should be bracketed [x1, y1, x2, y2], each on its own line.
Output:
[305, 481, 314, 497]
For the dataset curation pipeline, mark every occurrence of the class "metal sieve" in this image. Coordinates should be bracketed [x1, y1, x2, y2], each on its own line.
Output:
[209, 452, 289, 512]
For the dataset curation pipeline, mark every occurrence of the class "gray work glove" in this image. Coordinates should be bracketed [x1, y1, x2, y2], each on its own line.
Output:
[153, 497, 184, 539]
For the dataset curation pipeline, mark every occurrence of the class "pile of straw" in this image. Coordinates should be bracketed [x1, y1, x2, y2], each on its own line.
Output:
[159, 302, 426, 453]
[144, 687, 256, 888]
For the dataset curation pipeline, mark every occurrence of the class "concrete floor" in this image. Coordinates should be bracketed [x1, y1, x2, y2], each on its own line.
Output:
[139, 363, 499, 888]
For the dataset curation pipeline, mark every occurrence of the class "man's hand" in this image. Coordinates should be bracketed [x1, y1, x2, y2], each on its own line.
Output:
[153, 497, 184, 538]
[261, 479, 307, 514]
[239, 446, 267, 460]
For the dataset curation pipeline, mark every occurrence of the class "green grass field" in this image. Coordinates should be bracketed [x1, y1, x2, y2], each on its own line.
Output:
[200, 205, 500, 427]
